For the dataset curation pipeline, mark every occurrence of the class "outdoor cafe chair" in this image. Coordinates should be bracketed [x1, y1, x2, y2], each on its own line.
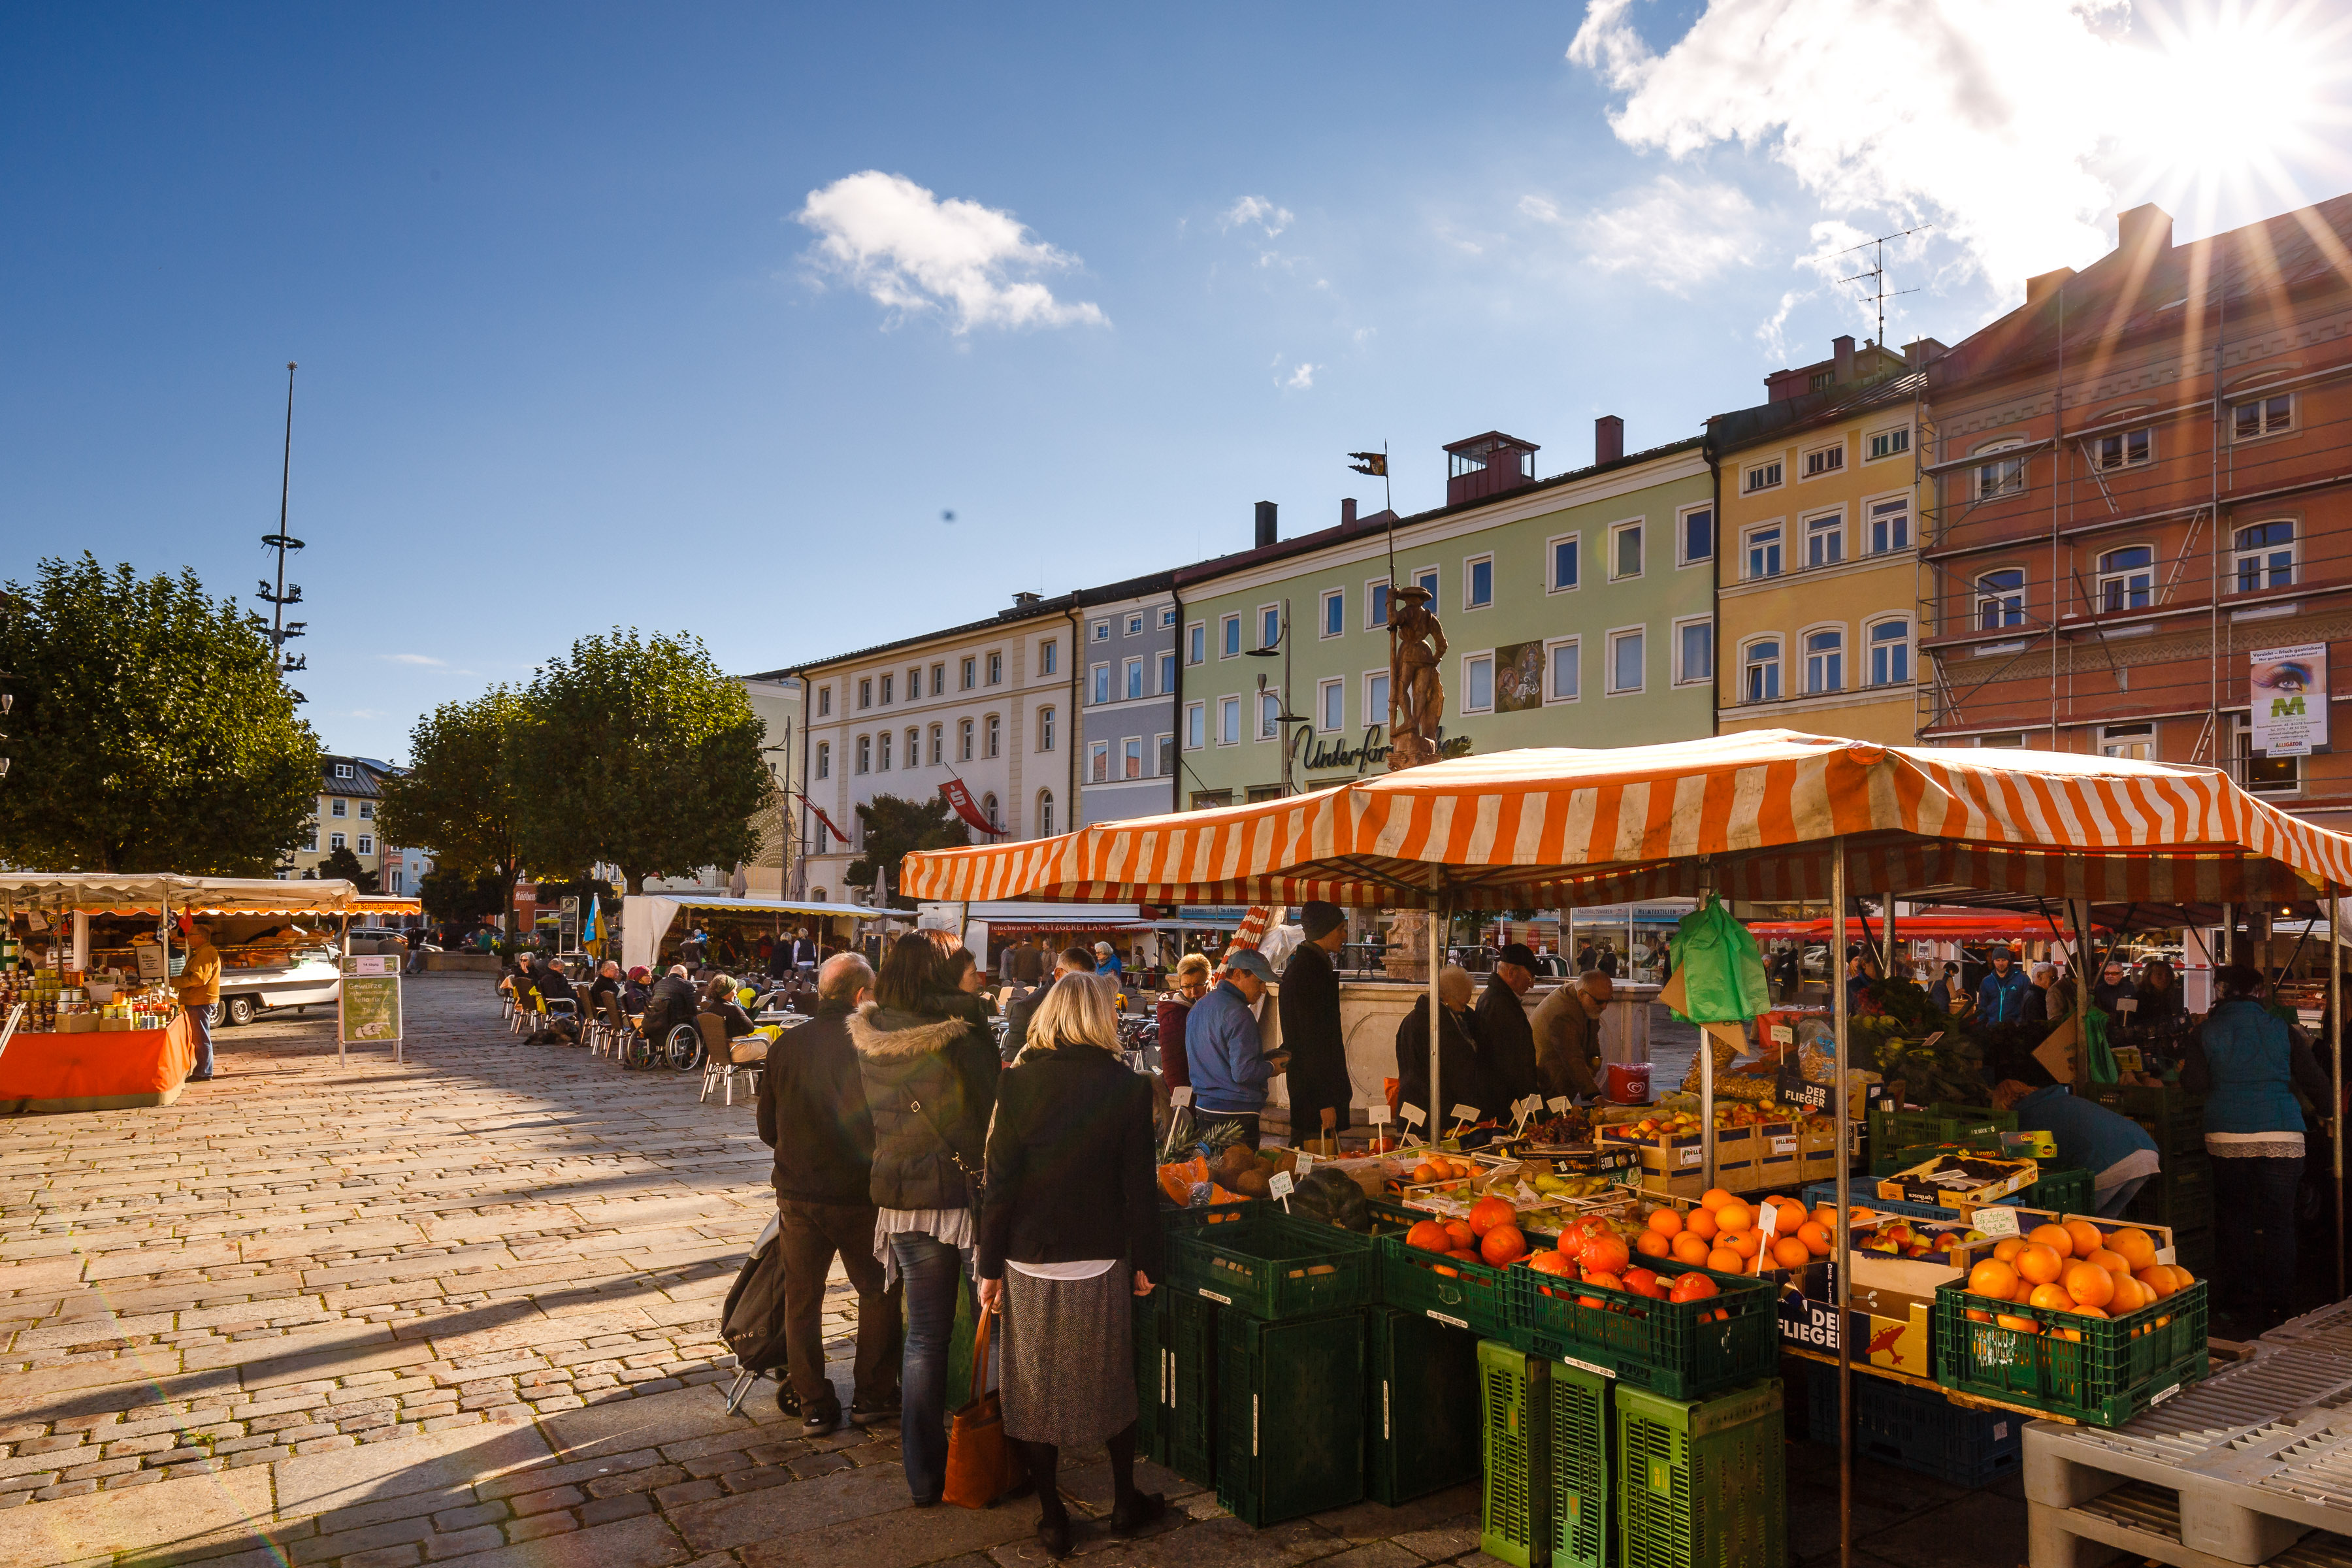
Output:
[701, 1024, 768, 1106]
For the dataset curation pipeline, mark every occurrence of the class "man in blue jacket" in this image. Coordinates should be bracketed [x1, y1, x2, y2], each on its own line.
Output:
[1184, 949, 1282, 1151]
[1990, 1056, 2159, 1216]
[1976, 947, 2036, 1024]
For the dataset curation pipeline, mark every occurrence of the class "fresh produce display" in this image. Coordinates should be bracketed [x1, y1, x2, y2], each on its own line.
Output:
[1955, 1219, 2193, 1337]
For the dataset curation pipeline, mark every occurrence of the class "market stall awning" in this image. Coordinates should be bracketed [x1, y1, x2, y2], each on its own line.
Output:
[901, 731, 2352, 908]
[355, 894, 424, 917]
[1746, 913, 2107, 941]
[0, 874, 368, 916]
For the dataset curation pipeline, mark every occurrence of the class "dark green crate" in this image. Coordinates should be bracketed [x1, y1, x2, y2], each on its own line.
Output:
[2124, 1156, 2212, 1230]
[1161, 1196, 1260, 1232]
[1134, 1286, 1168, 1467]
[1800, 1362, 2021, 1489]
[1215, 1307, 1365, 1527]
[1479, 1339, 1543, 1568]
[2167, 1224, 2214, 1275]
[1170, 1211, 1376, 1321]
[2015, 1166, 2094, 1215]
[1547, 1354, 1611, 1568]
[1509, 1257, 1778, 1401]
[1932, 1279, 2208, 1428]
[1379, 1232, 1526, 1341]
[1167, 1290, 1218, 1487]
[1866, 1105, 2014, 1176]
[2089, 1083, 2205, 1156]
[1614, 1379, 1786, 1568]
[1365, 1307, 1482, 1507]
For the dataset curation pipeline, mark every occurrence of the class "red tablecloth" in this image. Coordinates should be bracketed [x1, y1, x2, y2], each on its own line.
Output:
[0, 1013, 196, 1111]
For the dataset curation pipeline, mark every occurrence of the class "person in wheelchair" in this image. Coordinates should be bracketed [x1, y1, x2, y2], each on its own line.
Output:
[642, 964, 700, 1043]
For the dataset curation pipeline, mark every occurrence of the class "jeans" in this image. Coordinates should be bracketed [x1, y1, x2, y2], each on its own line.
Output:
[188, 1003, 216, 1077]
[779, 1200, 900, 1414]
[889, 1231, 965, 1503]
[2212, 1154, 2303, 1316]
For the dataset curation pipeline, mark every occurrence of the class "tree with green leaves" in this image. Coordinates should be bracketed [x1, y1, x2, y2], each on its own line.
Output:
[509, 629, 776, 894]
[312, 844, 380, 892]
[417, 868, 507, 924]
[847, 793, 970, 908]
[0, 553, 319, 874]
[378, 688, 529, 912]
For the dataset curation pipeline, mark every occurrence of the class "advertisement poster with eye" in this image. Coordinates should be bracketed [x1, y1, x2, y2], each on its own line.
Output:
[2251, 644, 2327, 757]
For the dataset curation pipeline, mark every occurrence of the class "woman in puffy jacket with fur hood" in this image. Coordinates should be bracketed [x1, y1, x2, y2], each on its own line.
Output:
[849, 932, 1002, 1506]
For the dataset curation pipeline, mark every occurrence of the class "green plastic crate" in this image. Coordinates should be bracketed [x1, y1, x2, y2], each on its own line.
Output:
[1379, 1231, 1529, 1341]
[2124, 1154, 2212, 1230]
[2089, 1082, 2205, 1157]
[1932, 1279, 2208, 1428]
[1614, 1379, 1787, 1568]
[1509, 1257, 1778, 1400]
[1169, 1211, 1376, 1320]
[1867, 1105, 2016, 1177]
[1215, 1307, 1365, 1527]
[2168, 1223, 2214, 1275]
[2015, 1166, 2094, 1215]
[1161, 1196, 1260, 1232]
[1547, 1354, 1611, 1568]
[1167, 1289, 1219, 1486]
[1134, 1284, 1168, 1466]
[1480, 1339, 1543, 1568]
[1365, 1306, 1482, 1507]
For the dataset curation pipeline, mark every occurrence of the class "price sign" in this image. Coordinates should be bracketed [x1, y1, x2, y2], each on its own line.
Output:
[1771, 1135, 1798, 1156]
[1546, 1096, 1571, 1114]
[1920, 1031, 1945, 1051]
[1294, 1151, 1316, 1180]
[1269, 1171, 1295, 1209]
[1678, 1145, 1703, 1168]
[1400, 1103, 1426, 1129]
[1450, 1103, 1480, 1124]
[1973, 1206, 2021, 1239]
[1758, 1200, 1780, 1237]
[1368, 1103, 1392, 1125]
[1169, 1086, 1193, 1108]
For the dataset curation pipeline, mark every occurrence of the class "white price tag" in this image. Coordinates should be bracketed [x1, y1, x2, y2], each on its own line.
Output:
[1401, 1103, 1426, 1129]
[1973, 1206, 2021, 1239]
[1771, 1136, 1798, 1156]
[1269, 1171, 1295, 1209]
[1450, 1103, 1480, 1124]
[1369, 1102, 1392, 1125]
[1758, 1200, 1780, 1237]
[1294, 1151, 1316, 1179]
[1678, 1145, 1704, 1168]
[1170, 1086, 1194, 1108]
[1546, 1096, 1571, 1114]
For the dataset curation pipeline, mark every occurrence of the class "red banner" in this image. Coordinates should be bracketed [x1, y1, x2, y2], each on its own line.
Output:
[797, 793, 849, 848]
[939, 778, 1002, 837]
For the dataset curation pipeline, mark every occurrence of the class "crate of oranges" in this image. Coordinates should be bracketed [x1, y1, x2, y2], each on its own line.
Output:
[1385, 1195, 1554, 1340]
[1504, 1188, 1781, 1399]
[1932, 1215, 2209, 1428]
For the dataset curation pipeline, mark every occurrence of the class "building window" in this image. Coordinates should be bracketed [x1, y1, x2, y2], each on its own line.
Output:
[1192, 791, 1233, 809]
[302, 830, 318, 853]
[961, 657, 976, 689]
[2233, 520, 2296, 591]
[1414, 567, 1437, 602]
[859, 678, 872, 709]
[2093, 428, 2152, 470]
[1091, 664, 1111, 704]
[1222, 615, 1241, 657]
[1611, 524, 1642, 580]
[1037, 790, 1055, 836]
[1090, 742, 1110, 783]
[1744, 460, 1782, 493]
[1219, 696, 1241, 745]
[1156, 733, 1175, 776]
[1037, 708, 1054, 751]
[815, 742, 830, 780]
[818, 685, 831, 717]
[1744, 525, 1782, 581]
[1869, 497, 1910, 555]
[1039, 640, 1058, 676]
[1124, 658, 1144, 700]
[906, 727, 919, 766]
[1092, 619, 1111, 642]
[2096, 546, 2155, 613]
[333, 762, 352, 779]
[986, 715, 1001, 757]
[1675, 619, 1713, 686]
[331, 798, 347, 817]
[1976, 569, 2026, 630]
[2101, 723, 2153, 761]
[1369, 579, 1390, 627]
[1259, 605, 1281, 651]
[1805, 629, 1844, 693]
[1868, 427, 1910, 461]
[1187, 622, 1205, 664]
[1463, 653, 1494, 713]
[357, 835, 372, 855]
[1976, 440, 2027, 498]
[982, 793, 1001, 830]
[1322, 589, 1345, 636]
[958, 719, 973, 761]
[390, 871, 402, 893]
[1318, 678, 1343, 732]
[877, 731, 892, 770]
[1681, 506, 1714, 564]
[2235, 713, 2299, 793]
[330, 832, 346, 851]
[928, 725, 943, 764]
[1258, 691, 1279, 739]
[1802, 442, 1845, 478]
[1809, 370, 1832, 391]
[1976, 733, 2025, 749]
[1546, 638, 1579, 702]
[1548, 534, 1580, 592]
[1185, 702, 1205, 749]
[1465, 555, 1494, 609]
[2233, 395, 2293, 440]
[1608, 629, 1644, 694]
[880, 674, 894, 706]
[987, 652, 1002, 685]
[1805, 511, 1844, 568]
[1127, 614, 1144, 636]
[1742, 639, 1781, 703]
[1123, 738, 1143, 779]
[1868, 619, 1911, 685]
[359, 801, 374, 820]
[932, 662, 945, 694]
[907, 666, 922, 698]
[1161, 606, 1178, 628]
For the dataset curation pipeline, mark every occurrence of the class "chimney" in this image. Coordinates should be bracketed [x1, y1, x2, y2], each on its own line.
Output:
[1341, 497, 1358, 527]
[1903, 336, 1948, 370]
[2026, 266, 2077, 305]
[1594, 415, 1624, 466]
[1833, 335, 1855, 383]
[1254, 500, 1278, 549]
[1010, 591, 1041, 610]
[2116, 203, 2173, 258]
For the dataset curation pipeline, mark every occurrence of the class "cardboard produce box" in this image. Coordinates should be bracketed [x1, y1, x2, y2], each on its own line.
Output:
[1878, 1152, 2037, 1211]
[1773, 1244, 1961, 1377]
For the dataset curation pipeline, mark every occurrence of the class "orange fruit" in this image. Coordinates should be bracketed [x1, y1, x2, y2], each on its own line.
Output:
[1968, 1259, 2020, 1301]
[2072, 1303, 2110, 1319]
[1647, 1209, 1684, 1238]
[1995, 1313, 2041, 1333]
[2029, 1223, 2075, 1258]
[1444, 1220, 1476, 1250]
[2015, 1244, 2064, 1286]
[2109, 1228, 2157, 1271]
[2029, 1283, 2074, 1310]
[2167, 1264, 2197, 1290]
[1468, 1196, 1518, 1237]
[1685, 1208, 1719, 1241]
[1707, 1247, 1744, 1273]
[1714, 1202, 1755, 1233]
[2107, 1275, 2148, 1315]
[1797, 1221, 1832, 1256]
[1481, 1226, 1528, 1267]
[1699, 1187, 1737, 1211]
[1726, 1231, 1762, 1259]
[1405, 1220, 1450, 1253]
[1413, 1163, 1439, 1184]
[2085, 1247, 2131, 1277]
[2063, 1261, 2115, 1309]
[1812, 1206, 1838, 1231]
[1636, 1230, 1671, 1258]
[2063, 1219, 2104, 1260]
[1993, 1237, 2026, 1264]
[1671, 1233, 1712, 1266]
[2134, 1265, 2176, 1300]
[1772, 1237, 1812, 1269]
[2014, 1279, 2038, 1303]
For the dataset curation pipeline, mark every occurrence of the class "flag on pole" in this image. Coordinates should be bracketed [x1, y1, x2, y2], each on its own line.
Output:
[939, 779, 1002, 838]
[1347, 451, 1386, 476]
[798, 792, 849, 848]
[581, 896, 599, 944]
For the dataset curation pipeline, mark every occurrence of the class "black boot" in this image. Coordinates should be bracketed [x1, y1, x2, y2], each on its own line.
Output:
[1019, 1440, 1069, 1558]
[1106, 1420, 1166, 1534]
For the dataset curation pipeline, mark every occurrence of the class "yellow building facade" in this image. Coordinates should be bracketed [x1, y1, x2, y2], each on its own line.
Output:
[1709, 341, 1931, 745]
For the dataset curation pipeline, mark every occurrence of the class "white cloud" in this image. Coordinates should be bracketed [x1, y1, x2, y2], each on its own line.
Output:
[796, 171, 1106, 333]
[1286, 363, 1317, 390]
[1567, 0, 2146, 299]
[1524, 176, 1763, 291]
[1220, 195, 1293, 237]
[384, 653, 446, 666]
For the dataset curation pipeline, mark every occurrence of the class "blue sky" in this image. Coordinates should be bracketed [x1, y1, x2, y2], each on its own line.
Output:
[7, 1, 2347, 762]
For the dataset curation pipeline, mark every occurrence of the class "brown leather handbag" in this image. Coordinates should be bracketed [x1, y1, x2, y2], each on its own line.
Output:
[943, 1302, 1026, 1508]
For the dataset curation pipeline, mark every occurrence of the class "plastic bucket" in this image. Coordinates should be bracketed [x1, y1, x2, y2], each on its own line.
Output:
[1605, 1061, 1652, 1104]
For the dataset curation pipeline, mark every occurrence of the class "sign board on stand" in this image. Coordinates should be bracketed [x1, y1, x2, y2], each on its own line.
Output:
[338, 956, 403, 1068]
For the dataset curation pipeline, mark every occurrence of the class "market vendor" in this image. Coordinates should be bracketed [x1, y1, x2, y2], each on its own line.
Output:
[1988, 1056, 2159, 1216]
[1530, 970, 1607, 1103]
[1278, 901, 1353, 1139]
[172, 915, 221, 1082]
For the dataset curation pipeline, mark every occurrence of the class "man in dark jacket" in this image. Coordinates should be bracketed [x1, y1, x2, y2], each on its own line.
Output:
[757, 954, 899, 1434]
[642, 964, 700, 1043]
[1004, 946, 1094, 1059]
[1477, 943, 1541, 1113]
[1394, 966, 1490, 1127]
[1279, 901, 1352, 1141]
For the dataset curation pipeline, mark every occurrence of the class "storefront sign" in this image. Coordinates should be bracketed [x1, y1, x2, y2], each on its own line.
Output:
[1292, 723, 1470, 777]
[338, 972, 402, 1054]
[2251, 642, 2328, 756]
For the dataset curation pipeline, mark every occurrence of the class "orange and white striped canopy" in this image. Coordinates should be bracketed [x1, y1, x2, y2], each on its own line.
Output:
[900, 730, 2352, 910]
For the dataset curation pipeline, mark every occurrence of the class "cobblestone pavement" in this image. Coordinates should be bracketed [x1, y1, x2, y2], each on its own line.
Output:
[0, 977, 2021, 1568]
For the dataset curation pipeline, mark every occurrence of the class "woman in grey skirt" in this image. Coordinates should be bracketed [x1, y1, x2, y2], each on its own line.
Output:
[975, 974, 1164, 1558]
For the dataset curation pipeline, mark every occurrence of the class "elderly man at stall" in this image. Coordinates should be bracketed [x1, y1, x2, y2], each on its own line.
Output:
[1186, 949, 1284, 1151]
[1279, 902, 1352, 1143]
[1394, 965, 1488, 1127]
[1531, 969, 1609, 1103]
[1476, 943, 1542, 1113]
[172, 915, 223, 1082]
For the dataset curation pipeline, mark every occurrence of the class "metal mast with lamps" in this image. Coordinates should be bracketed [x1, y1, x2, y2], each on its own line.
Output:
[1244, 599, 1307, 795]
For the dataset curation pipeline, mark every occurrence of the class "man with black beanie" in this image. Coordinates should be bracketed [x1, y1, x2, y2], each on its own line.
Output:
[1279, 901, 1352, 1142]
[1477, 942, 1541, 1111]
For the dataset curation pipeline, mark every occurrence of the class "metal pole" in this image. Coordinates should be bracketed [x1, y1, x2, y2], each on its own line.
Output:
[1881, 891, 1897, 979]
[1699, 879, 1715, 1190]
[1832, 840, 1852, 1568]
[1428, 897, 1445, 1143]
[2334, 894, 2345, 1300]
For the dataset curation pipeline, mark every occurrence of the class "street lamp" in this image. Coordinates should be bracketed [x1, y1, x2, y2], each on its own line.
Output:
[1245, 597, 1308, 796]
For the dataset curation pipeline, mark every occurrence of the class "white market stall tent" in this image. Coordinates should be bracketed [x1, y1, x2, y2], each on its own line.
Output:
[619, 894, 885, 974]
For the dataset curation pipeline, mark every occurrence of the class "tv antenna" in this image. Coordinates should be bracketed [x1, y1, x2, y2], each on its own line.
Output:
[255, 362, 308, 703]
[1835, 225, 1932, 350]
